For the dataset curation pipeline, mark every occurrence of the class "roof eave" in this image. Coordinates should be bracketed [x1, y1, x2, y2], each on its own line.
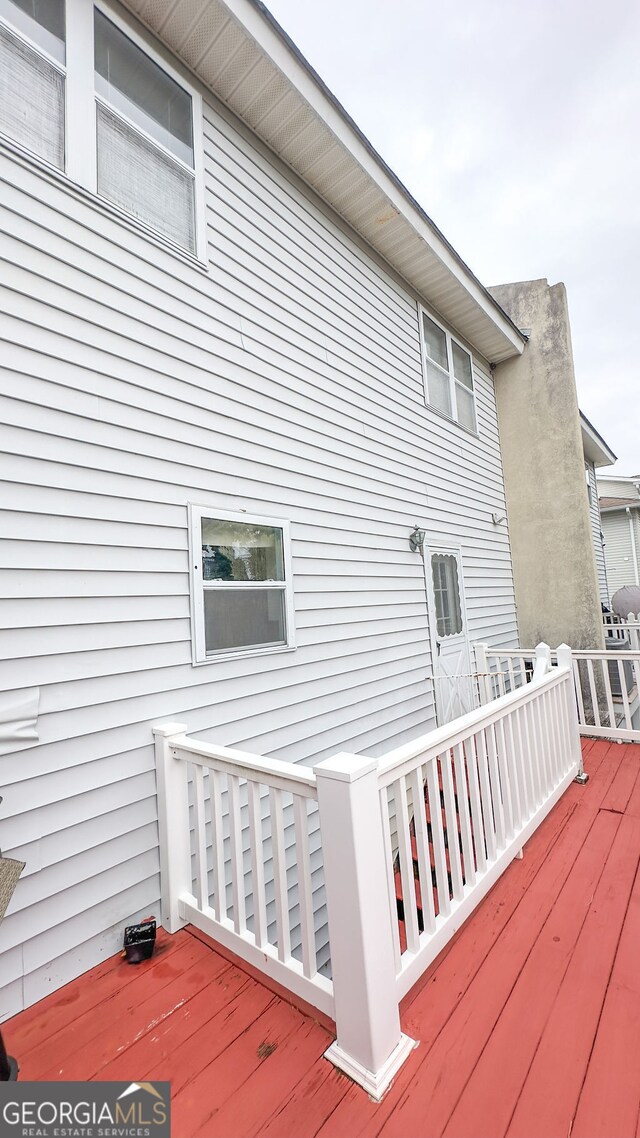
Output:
[121, 0, 525, 364]
[580, 412, 617, 468]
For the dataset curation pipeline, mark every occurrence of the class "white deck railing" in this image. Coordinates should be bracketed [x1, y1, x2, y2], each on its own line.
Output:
[477, 639, 640, 743]
[603, 612, 640, 650]
[153, 655, 581, 1100]
[377, 656, 581, 1000]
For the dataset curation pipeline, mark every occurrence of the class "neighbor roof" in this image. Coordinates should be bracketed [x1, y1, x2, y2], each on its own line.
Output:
[600, 497, 640, 510]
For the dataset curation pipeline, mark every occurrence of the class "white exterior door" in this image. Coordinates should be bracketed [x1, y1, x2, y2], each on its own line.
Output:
[426, 546, 474, 725]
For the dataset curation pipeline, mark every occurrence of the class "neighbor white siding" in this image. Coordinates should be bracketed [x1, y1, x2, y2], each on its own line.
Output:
[601, 510, 639, 597]
[0, 33, 517, 1019]
[586, 461, 609, 606]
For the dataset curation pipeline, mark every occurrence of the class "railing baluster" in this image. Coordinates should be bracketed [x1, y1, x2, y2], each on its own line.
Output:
[573, 659, 586, 728]
[269, 787, 291, 963]
[474, 728, 497, 861]
[533, 690, 552, 795]
[485, 722, 506, 849]
[228, 774, 246, 934]
[495, 718, 515, 840]
[247, 781, 268, 948]
[452, 742, 476, 887]
[380, 786, 402, 972]
[464, 733, 487, 873]
[524, 700, 542, 806]
[409, 766, 436, 933]
[192, 764, 209, 910]
[617, 659, 632, 730]
[426, 758, 450, 918]
[440, 749, 464, 901]
[513, 705, 533, 819]
[600, 657, 616, 728]
[395, 776, 421, 952]
[502, 714, 522, 831]
[586, 658, 601, 728]
[293, 795, 317, 980]
[210, 768, 227, 922]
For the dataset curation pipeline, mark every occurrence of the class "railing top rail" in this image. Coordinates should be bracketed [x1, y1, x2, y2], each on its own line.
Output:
[482, 648, 535, 659]
[170, 735, 317, 794]
[377, 666, 571, 786]
[561, 649, 640, 661]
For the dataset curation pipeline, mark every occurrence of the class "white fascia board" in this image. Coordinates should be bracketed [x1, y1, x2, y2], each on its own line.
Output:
[213, 0, 526, 360]
[579, 413, 616, 467]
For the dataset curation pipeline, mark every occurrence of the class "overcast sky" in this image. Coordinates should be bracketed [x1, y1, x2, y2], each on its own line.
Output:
[266, 0, 639, 475]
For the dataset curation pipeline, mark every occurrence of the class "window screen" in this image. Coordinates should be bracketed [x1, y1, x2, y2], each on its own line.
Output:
[0, 20, 64, 168]
[198, 516, 289, 657]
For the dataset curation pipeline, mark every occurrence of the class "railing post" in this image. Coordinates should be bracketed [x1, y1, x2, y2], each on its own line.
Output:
[533, 642, 552, 679]
[314, 753, 416, 1100]
[628, 613, 640, 652]
[153, 721, 191, 934]
[556, 645, 587, 783]
[474, 642, 490, 704]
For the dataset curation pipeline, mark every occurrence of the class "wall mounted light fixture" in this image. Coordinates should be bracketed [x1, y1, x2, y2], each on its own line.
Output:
[409, 524, 426, 553]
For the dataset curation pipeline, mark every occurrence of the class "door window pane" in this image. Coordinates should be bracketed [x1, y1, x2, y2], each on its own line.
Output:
[201, 519, 284, 582]
[204, 588, 286, 653]
[431, 553, 463, 637]
[422, 312, 448, 369]
[95, 10, 193, 166]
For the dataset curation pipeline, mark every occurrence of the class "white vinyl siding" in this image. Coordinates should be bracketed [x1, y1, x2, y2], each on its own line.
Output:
[0, 57, 518, 1018]
[586, 461, 609, 606]
[601, 510, 639, 597]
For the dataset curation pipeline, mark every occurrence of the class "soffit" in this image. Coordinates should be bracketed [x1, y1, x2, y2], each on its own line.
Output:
[121, 0, 525, 364]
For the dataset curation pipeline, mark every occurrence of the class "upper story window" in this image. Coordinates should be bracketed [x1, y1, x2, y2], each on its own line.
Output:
[94, 11, 196, 253]
[0, 1, 201, 257]
[189, 507, 296, 664]
[420, 309, 477, 433]
[0, 0, 66, 169]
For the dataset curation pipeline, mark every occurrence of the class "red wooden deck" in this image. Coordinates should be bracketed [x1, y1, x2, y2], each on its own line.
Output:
[5, 738, 640, 1138]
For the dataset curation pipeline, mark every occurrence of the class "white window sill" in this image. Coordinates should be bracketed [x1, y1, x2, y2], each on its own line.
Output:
[424, 401, 480, 440]
[191, 644, 297, 667]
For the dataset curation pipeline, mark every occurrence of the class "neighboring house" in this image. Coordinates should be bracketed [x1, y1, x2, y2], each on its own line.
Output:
[487, 279, 613, 650]
[581, 412, 617, 608]
[0, 0, 527, 1020]
[597, 475, 640, 596]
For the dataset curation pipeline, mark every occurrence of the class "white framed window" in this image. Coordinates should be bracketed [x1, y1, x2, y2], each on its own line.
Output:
[189, 506, 296, 664]
[0, 0, 66, 170]
[419, 308, 478, 432]
[0, 0, 204, 259]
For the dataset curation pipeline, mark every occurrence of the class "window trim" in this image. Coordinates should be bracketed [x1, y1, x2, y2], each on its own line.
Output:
[418, 305, 478, 433]
[0, 0, 207, 263]
[188, 504, 296, 665]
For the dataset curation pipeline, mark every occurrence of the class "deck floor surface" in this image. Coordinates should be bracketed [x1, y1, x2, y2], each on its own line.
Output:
[5, 739, 640, 1138]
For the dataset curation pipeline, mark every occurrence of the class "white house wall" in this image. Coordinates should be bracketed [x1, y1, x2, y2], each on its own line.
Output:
[0, 57, 517, 1019]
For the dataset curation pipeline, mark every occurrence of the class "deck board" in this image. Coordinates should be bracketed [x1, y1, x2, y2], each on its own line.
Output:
[3, 739, 640, 1138]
